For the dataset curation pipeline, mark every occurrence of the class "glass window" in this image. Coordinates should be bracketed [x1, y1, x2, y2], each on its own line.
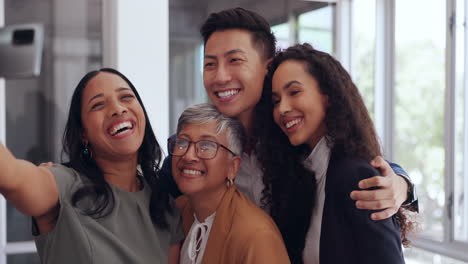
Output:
[394, 0, 446, 241]
[404, 247, 468, 264]
[271, 23, 290, 50]
[169, 41, 206, 134]
[298, 5, 334, 54]
[352, 0, 376, 118]
[454, 0, 467, 243]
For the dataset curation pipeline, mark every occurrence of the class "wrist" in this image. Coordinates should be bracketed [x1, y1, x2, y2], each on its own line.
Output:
[398, 173, 418, 211]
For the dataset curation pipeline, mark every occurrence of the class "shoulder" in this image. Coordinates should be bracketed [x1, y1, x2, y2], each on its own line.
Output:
[230, 194, 289, 263]
[327, 154, 379, 193]
[47, 164, 83, 193]
[231, 190, 280, 236]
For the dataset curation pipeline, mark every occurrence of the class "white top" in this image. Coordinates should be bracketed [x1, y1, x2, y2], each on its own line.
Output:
[235, 138, 331, 264]
[180, 213, 216, 264]
[235, 152, 265, 207]
[302, 137, 331, 264]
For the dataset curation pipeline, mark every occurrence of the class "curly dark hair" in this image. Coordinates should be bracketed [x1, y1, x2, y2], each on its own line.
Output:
[62, 68, 173, 229]
[255, 43, 413, 262]
[200, 7, 276, 60]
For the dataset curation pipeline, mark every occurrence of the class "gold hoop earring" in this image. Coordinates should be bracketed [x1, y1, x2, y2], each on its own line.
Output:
[226, 178, 234, 187]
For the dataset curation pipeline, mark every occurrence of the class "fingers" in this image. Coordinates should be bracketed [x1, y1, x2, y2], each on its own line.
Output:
[350, 185, 397, 202]
[355, 199, 398, 210]
[351, 189, 388, 201]
[370, 207, 398, 221]
[370, 156, 392, 176]
[358, 175, 390, 189]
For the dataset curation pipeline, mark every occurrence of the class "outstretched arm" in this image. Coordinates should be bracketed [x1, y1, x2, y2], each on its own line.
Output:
[350, 156, 416, 220]
[0, 143, 58, 217]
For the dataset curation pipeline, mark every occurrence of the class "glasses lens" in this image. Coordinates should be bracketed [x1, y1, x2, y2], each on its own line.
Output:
[170, 138, 189, 156]
[196, 140, 218, 159]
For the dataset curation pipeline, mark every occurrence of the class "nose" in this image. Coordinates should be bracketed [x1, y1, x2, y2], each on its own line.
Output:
[182, 143, 199, 162]
[109, 101, 127, 117]
[213, 65, 232, 86]
[277, 98, 291, 116]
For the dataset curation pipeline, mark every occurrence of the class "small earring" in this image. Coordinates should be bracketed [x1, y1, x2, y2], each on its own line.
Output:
[226, 178, 234, 187]
[82, 143, 92, 160]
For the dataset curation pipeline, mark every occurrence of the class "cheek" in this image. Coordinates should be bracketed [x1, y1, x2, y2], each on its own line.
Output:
[81, 115, 98, 133]
[203, 72, 213, 87]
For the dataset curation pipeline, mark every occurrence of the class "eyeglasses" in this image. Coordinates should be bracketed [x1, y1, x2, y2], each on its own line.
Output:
[168, 137, 238, 160]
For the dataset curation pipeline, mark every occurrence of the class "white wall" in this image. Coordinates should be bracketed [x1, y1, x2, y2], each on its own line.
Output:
[103, 0, 170, 153]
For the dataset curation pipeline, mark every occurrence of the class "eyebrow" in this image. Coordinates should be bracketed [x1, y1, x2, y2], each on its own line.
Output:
[272, 80, 302, 97]
[283, 80, 302, 90]
[87, 87, 132, 105]
[204, 49, 246, 60]
[178, 133, 218, 141]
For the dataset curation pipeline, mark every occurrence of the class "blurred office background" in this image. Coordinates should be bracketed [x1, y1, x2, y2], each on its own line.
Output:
[0, 0, 467, 263]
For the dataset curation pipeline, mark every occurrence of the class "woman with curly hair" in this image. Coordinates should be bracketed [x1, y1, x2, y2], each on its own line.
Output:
[255, 43, 413, 264]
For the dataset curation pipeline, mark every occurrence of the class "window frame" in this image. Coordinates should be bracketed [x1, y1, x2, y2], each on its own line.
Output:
[352, 0, 468, 262]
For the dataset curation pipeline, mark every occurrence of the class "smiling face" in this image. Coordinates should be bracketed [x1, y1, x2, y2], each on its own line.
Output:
[272, 60, 328, 149]
[203, 29, 269, 126]
[80, 72, 146, 160]
[172, 122, 240, 199]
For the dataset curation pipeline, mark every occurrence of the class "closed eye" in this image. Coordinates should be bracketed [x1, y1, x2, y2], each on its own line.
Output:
[290, 90, 301, 96]
[121, 94, 135, 100]
[272, 97, 280, 106]
[91, 102, 104, 110]
[204, 62, 216, 68]
[230, 58, 242, 63]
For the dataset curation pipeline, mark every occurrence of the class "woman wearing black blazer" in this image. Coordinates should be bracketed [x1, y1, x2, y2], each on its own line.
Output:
[254, 43, 414, 263]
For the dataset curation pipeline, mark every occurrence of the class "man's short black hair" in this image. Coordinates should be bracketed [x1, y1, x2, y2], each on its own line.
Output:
[200, 7, 277, 60]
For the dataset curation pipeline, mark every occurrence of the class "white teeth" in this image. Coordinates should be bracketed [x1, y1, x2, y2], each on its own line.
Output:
[285, 119, 302, 129]
[217, 89, 239, 98]
[110, 121, 133, 136]
[183, 169, 203, 175]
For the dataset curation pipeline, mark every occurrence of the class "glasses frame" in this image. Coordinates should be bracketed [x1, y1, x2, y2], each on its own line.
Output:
[168, 137, 238, 160]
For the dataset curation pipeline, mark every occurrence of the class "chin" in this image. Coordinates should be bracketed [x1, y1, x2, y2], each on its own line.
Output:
[176, 181, 201, 196]
[214, 105, 239, 118]
[288, 135, 305, 146]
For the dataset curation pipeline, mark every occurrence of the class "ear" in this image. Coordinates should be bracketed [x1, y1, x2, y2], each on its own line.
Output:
[263, 58, 273, 75]
[227, 155, 241, 181]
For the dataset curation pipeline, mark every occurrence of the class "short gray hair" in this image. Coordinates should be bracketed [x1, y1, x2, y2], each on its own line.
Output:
[177, 103, 245, 155]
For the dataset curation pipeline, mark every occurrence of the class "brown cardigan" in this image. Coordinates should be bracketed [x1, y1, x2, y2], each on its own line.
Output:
[176, 185, 291, 264]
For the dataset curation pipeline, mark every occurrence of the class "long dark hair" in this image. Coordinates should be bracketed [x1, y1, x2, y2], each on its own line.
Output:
[62, 68, 172, 229]
[255, 44, 413, 262]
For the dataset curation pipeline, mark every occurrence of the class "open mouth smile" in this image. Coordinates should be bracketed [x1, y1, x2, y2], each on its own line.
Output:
[108, 121, 135, 137]
[215, 89, 240, 101]
[283, 118, 303, 133]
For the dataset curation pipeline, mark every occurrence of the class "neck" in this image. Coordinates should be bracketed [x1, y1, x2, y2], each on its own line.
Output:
[237, 109, 254, 138]
[188, 185, 228, 222]
[94, 154, 140, 192]
[307, 126, 327, 151]
[237, 110, 255, 154]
